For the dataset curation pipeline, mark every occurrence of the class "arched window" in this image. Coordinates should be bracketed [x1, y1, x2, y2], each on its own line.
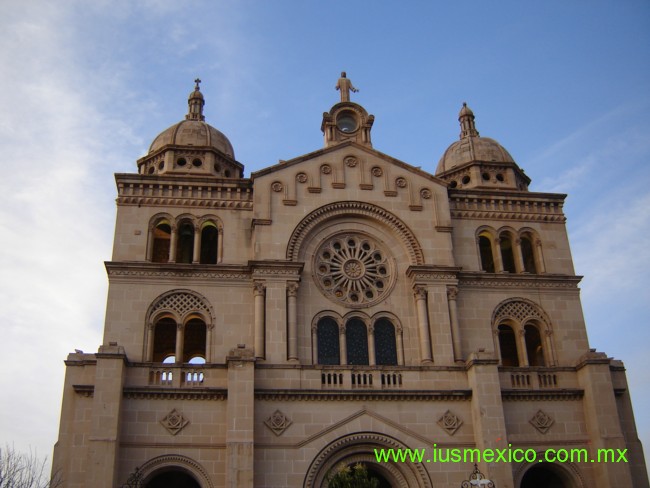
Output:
[152, 317, 177, 362]
[499, 234, 516, 273]
[151, 221, 171, 263]
[498, 324, 519, 366]
[200, 224, 219, 264]
[183, 318, 207, 363]
[317, 317, 340, 365]
[520, 235, 537, 273]
[525, 323, 545, 366]
[374, 318, 397, 366]
[346, 318, 369, 365]
[176, 221, 195, 263]
[478, 235, 495, 273]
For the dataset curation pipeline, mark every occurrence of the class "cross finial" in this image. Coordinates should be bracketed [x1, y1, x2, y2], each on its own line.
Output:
[194, 78, 201, 90]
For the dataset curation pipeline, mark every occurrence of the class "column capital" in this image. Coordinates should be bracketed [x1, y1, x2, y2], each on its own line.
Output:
[253, 282, 266, 296]
[413, 286, 427, 300]
[287, 282, 299, 297]
[446, 285, 459, 300]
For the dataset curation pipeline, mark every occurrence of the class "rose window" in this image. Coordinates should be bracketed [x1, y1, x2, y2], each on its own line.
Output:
[314, 234, 395, 308]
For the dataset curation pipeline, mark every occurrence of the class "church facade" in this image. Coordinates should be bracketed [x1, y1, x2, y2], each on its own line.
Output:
[52, 77, 648, 487]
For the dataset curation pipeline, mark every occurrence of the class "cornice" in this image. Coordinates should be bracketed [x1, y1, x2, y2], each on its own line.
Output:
[123, 387, 227, 400]
[114, 173, 253, 210]
[448, 189, 566, 222]
[254, 389, 471, 401]
[501, 389, 583, 401]
[459, 272, 582, 289]
[105, 262, 252, 282]
[406, 265, 461, 282]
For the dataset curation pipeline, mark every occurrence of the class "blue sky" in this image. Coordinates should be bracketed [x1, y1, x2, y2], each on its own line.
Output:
[0, 0, 648, 474]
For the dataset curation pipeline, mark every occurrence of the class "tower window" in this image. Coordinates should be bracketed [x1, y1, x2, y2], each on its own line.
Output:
[521, 236, 537, 273]
[153, 317, 177, 363]
[176, 221, 195, 263]
[151, 222, 172, 263]
[478, 235, 495, 273]
[498, 324, 519, 367]
[525, 324, 545, 366]
[200, 224, 218, 264]
[183, 318, 207, 363]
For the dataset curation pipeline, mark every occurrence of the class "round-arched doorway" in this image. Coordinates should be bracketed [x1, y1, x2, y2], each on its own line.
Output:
[519, 464, 578, 488]
[145, 468, 201, 488]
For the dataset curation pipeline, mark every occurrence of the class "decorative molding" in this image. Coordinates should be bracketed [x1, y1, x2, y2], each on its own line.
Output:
[147, 289, 214, 325]
[72, 384, 94, 397]
[106, 262, 251, 281]
[160, 408, 189, 435]
[264, 410, 293, 436]
[502, 389, 583, 401]
[459, 272, 581, 289]
[448, 192, 566, 222]
[286, 201, 424, 265]
[406, 265, 460, 283]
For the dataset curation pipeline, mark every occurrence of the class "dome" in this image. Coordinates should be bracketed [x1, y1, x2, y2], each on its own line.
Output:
[148, 119, 235, 158]
[148, 79, 235, 159]
[436, 103, 514, 174]
[436, 135, 514, 173]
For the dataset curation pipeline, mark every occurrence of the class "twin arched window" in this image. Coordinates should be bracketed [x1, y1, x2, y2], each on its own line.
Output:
[149, 215, 222, 264]
[497, 322, 546, 367]
[151, 316, 207, 364]
[477, 228, 544, 274]
[315, 315, 400, 366]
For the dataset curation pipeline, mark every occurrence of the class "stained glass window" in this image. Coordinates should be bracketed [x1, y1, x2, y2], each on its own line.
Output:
[346, 318, 369, 365]
[374, 318, 398, 366]
[317, 317, 340, 365]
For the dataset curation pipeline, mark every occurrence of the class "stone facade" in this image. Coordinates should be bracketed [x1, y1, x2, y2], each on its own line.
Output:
[52, 78, 649, 487]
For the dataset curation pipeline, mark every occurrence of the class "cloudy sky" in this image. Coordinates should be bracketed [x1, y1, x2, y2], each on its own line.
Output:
[0, 0, 648, 473]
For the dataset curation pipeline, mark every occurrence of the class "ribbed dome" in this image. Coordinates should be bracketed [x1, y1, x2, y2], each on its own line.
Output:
[436, 103, 514, 174]
[148, 120, 235, 158]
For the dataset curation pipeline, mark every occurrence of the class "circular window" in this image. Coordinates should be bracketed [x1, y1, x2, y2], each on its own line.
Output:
[336, 112, 358, 133]
[214, 163, 221, 173]
[496, 173, 505, 182]
[192, 158, 202, 167]
[462, 175, 471, 185]
[148, 166, 155, 174]
[158, 161, 165, 170]
[224, 169, 231, 178]
[177, 158, 187, 167]
[449, 180, 458, 188]
[482, 172, 490, 181]
[314, 233, 395, 308]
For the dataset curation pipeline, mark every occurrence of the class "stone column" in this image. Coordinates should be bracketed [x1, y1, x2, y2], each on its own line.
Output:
[145, 323, 154, 361]
[494, 237, 504, 273]
[447, 286, 462, 362]
[466, 352, 515, 487]
[311, 324, 319, 364]
[287, 282, 299, 362]
[339, 323, 347, 366]
[535, 239, 546, 273]
[577, 351, 634, 487]
[516, 328, 528, 367]
[85, 344, 127, 488]
[368, 323, 376, 366]
[192, 227, 201, 263]
[395, 327, 404, 365]
[253, 282, 266, 360]
[226, 346, 255, 488]
[514, 238, 525, 273]
[543, 329, 554, 367]
[168, 225, 178, 263]
[217, 228, 224, 263]
[414, 286, 433, 364]
[206, 325, 213, 363]
[146, 225, 154, 261]
[175, 322, 184, 364]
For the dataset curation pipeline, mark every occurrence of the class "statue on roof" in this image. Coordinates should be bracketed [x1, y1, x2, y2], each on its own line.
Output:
[336, 71, 358, 102]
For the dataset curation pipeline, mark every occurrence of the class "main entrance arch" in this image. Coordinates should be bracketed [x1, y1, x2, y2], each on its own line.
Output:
[146, 469, 200, 488]
[304, 432, 432, 488]
[515, 461, 584, 488]
[138, 454, 214, 488]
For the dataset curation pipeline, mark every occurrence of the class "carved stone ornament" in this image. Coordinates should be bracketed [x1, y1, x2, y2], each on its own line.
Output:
[530, 409, 554, 434]
[371, 166, 383, 177]
[271, 181, 284, 192]
[321, 165, 332, 175]
[345, 156, 358, 167]
[264, 409, 292, 436]
[160, 409, 189, 436]
[420, 188, 432, 199]
[437, 410, 463, 436]
[296, 172, 308, 183]
[396, 177, 407, 188]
